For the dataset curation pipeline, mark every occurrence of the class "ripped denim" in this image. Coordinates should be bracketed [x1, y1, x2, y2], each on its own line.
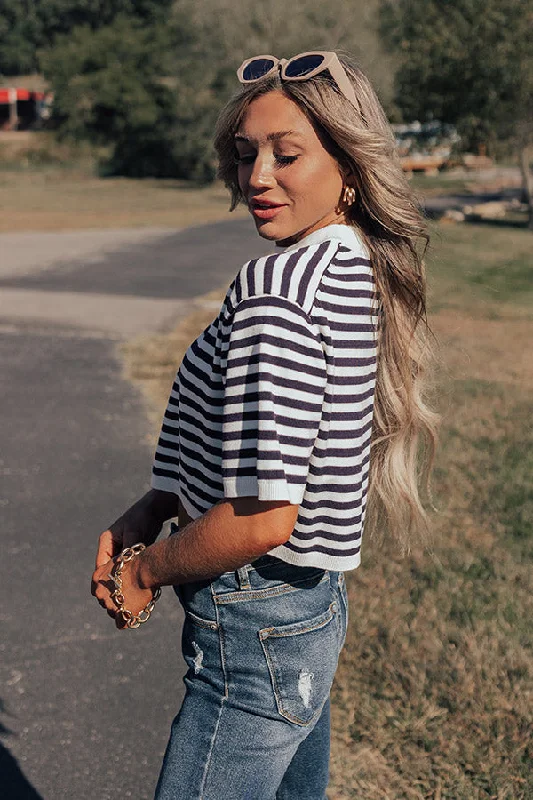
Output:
[154, 553, 348, 800]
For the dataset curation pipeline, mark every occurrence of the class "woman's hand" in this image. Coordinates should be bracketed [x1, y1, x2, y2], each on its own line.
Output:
[94, 490, 167, 570]
[92, 555, 155, 629]
[91, 489, 179, 620]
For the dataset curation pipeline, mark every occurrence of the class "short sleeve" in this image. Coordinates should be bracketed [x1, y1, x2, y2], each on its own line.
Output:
[221, 295, 327, 505]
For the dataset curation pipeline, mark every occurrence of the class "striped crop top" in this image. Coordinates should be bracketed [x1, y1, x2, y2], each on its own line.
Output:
[151, 223, 379, 571]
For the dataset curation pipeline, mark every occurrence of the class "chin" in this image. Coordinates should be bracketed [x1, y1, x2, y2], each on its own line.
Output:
[253, 220, 300, 247]
[253, 220, 284, 242]
[255, 226, 279, 241]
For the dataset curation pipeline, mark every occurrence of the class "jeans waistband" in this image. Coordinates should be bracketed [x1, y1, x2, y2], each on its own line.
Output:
[235, 555, 339, 593]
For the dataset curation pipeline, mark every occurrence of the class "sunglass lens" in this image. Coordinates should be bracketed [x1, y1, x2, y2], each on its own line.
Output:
[242, 58, 276, 81]
[284, 54, 324, 78]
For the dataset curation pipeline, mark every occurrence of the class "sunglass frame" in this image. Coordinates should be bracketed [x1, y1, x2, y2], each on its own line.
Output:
[237, 51, 359, 110]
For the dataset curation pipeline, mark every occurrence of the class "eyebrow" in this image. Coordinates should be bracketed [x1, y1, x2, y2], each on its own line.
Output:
[234, 130, 304, 143]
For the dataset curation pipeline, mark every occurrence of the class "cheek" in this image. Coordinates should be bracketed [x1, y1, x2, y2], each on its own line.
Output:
[293, 158, 343, 206]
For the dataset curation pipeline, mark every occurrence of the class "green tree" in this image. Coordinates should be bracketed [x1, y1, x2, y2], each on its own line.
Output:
[184, 0, 393, 105]
[0, 0, 174, 75]
[380, 0, 533, 228]
[40, 15, 190, 178]
[0, 1, 41, 74]
[40, 0, 393, 181]
[164, 0, 396, 180]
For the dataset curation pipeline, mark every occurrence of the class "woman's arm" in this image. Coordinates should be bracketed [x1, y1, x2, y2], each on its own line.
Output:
[91, 498, 298, 626]
[137, 497, 298, 588]
[94, 488, 181, 568]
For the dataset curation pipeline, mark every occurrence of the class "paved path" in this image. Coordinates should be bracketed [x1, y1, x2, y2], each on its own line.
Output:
[0, 219, 273, 799]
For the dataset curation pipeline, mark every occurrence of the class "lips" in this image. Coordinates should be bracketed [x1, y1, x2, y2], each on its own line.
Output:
[249, 198, 287, 220]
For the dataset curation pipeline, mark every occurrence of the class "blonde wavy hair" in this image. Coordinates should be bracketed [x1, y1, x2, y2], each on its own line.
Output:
[213, 53, 439, 550]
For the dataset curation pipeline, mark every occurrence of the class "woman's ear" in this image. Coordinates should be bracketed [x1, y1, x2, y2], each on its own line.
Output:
[339, 164, 357, 190]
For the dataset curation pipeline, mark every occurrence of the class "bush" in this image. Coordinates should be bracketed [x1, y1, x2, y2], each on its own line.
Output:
[41, 14, 220, 181]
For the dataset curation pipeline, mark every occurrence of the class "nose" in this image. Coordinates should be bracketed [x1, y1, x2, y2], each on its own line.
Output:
[248, 153, 276, 190]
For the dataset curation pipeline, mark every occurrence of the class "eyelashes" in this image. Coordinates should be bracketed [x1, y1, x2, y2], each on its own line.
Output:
[276, 155, 298, 166]
[233, 154, 298, 167]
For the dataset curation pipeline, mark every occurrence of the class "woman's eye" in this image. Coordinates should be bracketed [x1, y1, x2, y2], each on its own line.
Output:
[275, 155, 298, 166]
[234, 154, 255, 164]
[233, 154, 298, 166]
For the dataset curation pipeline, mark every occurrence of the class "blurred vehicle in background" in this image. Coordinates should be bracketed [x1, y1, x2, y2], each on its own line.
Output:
[392, 120, 493, 173]
[0, 88, 53, 131]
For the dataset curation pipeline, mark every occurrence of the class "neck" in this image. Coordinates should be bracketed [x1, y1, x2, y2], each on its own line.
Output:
[276, 211, 349, 248]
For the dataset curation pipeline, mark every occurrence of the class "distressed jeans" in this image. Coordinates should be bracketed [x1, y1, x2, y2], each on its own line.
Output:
[154, 553, 349, 800]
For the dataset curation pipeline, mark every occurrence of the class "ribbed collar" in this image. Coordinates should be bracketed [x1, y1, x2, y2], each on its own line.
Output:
[281, 223, 369, 257]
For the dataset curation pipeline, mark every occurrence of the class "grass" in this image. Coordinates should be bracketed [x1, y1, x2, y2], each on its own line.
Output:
[0, 134, 247, 232]
[428, 225, 533, 314]
[410, 173, 475, 196]
[326, 224, 533, 799]
[0, 169, 247, 232]
[123, 219, 533, 799]
[123, 289, 227, 432]
[409, 168, 521, 198]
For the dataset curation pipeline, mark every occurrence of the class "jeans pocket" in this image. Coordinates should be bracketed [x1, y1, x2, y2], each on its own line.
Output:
[259, 601, 340, 726]
[181, 608, 220, 686]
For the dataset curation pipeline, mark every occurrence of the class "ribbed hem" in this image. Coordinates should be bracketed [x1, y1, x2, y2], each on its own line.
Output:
[152, 474, 360, 570]
[223, 477, 304, 505]
[266, 542, 361, 572]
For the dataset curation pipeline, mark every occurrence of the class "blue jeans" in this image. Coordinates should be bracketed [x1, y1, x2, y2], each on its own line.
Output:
[154, 554, 349, 800]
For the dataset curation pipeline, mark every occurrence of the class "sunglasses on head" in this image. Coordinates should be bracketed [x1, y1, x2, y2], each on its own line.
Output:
[236, 51, 359, 110]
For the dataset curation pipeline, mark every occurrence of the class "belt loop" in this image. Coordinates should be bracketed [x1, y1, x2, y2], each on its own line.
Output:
[236, 564, 251, 590]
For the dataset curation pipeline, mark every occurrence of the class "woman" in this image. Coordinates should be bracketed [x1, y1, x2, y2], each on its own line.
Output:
[92, 51, 437, 799]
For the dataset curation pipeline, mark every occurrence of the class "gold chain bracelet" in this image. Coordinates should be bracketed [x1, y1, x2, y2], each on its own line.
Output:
[109, 543, 162, 629]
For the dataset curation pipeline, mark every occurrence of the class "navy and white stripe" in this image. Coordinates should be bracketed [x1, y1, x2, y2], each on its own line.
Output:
[152, 224, 379, 571]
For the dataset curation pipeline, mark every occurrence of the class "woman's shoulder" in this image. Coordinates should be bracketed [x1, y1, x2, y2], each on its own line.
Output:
[228, 238, 342, 316]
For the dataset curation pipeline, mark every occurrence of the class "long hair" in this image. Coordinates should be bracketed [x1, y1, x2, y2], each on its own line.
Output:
[213, 53, 439, 550]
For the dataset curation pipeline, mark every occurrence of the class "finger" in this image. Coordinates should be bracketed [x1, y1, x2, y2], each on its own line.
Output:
[95, 591, 115, 612]
[96, 530, 118, 569]
[94, 577, 118, 611]
[96, 586, 117, 614]
[90, 569, 102, 597]
[91, 563, 114, 596]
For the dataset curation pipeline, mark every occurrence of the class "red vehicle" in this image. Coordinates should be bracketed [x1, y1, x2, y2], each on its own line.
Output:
[0, 88, 49, 130]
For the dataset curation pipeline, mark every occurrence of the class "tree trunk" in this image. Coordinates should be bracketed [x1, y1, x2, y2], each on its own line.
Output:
[519, 145, 533, 230]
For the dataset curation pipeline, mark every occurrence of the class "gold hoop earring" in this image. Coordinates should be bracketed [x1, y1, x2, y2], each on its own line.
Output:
[342, 186, 356, 206]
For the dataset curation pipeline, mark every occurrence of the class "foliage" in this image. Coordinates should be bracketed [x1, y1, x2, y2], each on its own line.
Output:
[379, 0, 533, 152]
[0, 0, 40, 75]
[40, 14, 210, 179]
[4, 0, 396, 180]
[0, 0, 174, 75]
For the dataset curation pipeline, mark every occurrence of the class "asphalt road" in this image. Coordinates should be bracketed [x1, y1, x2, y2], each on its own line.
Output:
[0, 218, 273, 800]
